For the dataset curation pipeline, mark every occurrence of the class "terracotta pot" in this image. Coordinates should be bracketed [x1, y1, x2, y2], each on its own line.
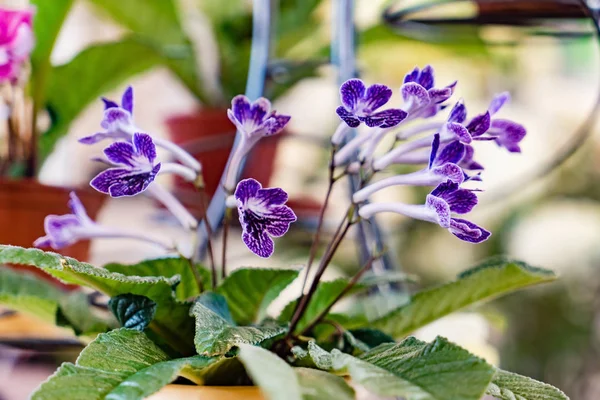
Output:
[165, 109, 282, 217]
[0, 179, 106, 286]
[148, 385, 265, 400]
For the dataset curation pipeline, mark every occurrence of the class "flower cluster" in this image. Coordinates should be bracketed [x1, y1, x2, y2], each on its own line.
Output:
[0, 6, 34, 82]
[335, 65, 526, 243]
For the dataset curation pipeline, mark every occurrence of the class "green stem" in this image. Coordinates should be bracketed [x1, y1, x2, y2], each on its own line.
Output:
[221, 207, 232, 280]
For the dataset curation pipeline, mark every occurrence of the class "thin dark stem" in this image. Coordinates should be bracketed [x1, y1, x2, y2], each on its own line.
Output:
[298, 147, 337, 302]
[195, 177, 217, 290]
[286, 207, 354, 338]
[300, 254, 377, 336]
[221, 207, 232, 280]
[186, 255, 204, 294]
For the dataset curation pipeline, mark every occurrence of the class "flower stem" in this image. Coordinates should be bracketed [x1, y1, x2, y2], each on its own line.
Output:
[300, 253, 377, 336]
[221, 207, 232, 280]
[194, 174, 217, 290]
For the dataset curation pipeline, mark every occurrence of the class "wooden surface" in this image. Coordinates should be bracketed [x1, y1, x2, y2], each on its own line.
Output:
[148, 385, 265, 400]
[0, 312, 70, 339]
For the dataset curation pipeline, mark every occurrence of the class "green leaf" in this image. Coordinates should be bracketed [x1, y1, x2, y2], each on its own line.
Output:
[109, 294, 157, 331]
[291, 341, 333, 370]
[348, 328, 395, 349]
[333, 336, 495, 400]
[0, 267, 113, 335]
[40, 37, 164, 160]
[87, 0, 205, 101]
[0, 246, 194, 354]
[32, 328, 220, 400]
[104, 257, 210, 301]
[191, 295, 286, 356]
[238, 344, 355, 400]
[217, 268, 299, 325]
[486, 369, 569, 400]
[371, 258, 556, 338]
[278, 278, 365, 334]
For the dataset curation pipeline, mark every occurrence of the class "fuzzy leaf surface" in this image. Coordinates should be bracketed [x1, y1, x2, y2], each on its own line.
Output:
[486, 369, 569, 400]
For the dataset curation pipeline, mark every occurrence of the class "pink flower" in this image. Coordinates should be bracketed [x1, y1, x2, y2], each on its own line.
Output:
[0, 7, 34, 82]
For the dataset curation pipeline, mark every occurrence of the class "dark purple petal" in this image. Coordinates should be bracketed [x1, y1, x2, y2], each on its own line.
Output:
[404, 67, 420, 84]
[466, 112, 491, 137]
[488, 92, 510, 115]
[340, 79, 366, 111]
[231, 95, 252, 125]
[417, 65, 435, 89]
[361, 109, 407, 128]
[438, 188, 478, 214]
[436, 141, 465, 165]
[464, 171, 482, 182]
[460, 145, 484, 170]
[104, 141, 135, 167]
[431, 163, 464, 185]
[235, 178, 262, 203]
[336, 106, 361, 128]
[242, 230, 274, 258]
[430, 180, 459, 197]
[255, 187, 289, 206]
[262, 114, 290, 137]
[133, 133, 157, 163]
[121, 86, 134, 114]
[265, 205, 297, 237]
[489, 119, 526, 153]
[363, 84, 392, 114]
[91, 168, 129, 193]
[429, 133, 441, 169]
[101, 97, 119, 110]
[250, 97, 271, 126]
[101, 108, 131, 131]
[401, 83, 429, 109]
[445, 122, 471, 143]
[90, 164, 160, 197]
[448, 101, 467, 124]
[428, 87, 452, 104]
[425, 194, 451, 228]
[449, 218, 491, 243]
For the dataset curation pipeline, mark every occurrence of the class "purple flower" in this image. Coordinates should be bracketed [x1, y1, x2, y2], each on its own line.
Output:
[468, 93, 527, 153]
[358, 181, 490, 243]
[336, 79, 407, 129]
[34, 192, 97, 249]
[227, 95, 290, 141]
[234, 178, 297, 258]
[90, 133, 161, 198]
[79, 86, 135, 145]
[401, 65, 455, 117]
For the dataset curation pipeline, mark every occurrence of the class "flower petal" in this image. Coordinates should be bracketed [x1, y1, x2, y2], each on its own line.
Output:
[425, 193, 451, 228]
[101, 98, 119, 110]
[250, 97, 271, 126]
[231, 95, 252, 125]
[428, 87, 452, 104]
[436, 141, 465, 166]
[431, 182, 477, 214]
[466, 112, 491, 137]
[104, 141, 135, 167]
[107, 164, 161, 198]
[404, 67, 420, 84]
[79, 131, 129, 145]
[401, 83, 430, 110]
[121, 86, 134, 114]
[242, 230, 274, 258]
[489, 119, 526, 153]
[39, 214, 81, 249]
[429, 133, 441, 169]
[265, 205, 297, 237]
[449, 218, 490, 243]
[262, 114, 290, 136]
[417, 65, 435, 90]
[133, 132, 157, 164]
[448, 101, 467, 124]
[235, 178, 262, 203]
[340, 79, 366, 111]
[459, 145, 484, 170]
[363, 84, 392, 114]
[431, 163, 464, 185]
[445, 122, 471, 144]
[255, 187, 289, 206]
[336, 106, 361, 128]
[101, 108, 132, 131]
[68, 192, 91, 224]
[362, 109, 407, 128]
[488, 92, 510, 115]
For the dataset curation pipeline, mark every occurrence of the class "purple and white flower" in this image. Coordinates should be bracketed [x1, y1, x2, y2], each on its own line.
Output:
[34, 192, 172, 250]
[358, 181, 490, 243]
[401, 65, 455, 117]
[468, 93, 527, 153]
[353, 134, 465, 203]
[90, 133, 161, 198]
[335, 79, 407, 132]
[80, 87, 201, 172]
[234, 178, 297, 258]
[224, 96, 291, 191]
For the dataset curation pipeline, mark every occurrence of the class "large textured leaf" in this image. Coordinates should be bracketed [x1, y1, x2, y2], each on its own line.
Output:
[333, 336, 495, 400]
[31, 329, 220, 400]
[292, 341, 333, 370]
[238, 344, 354, 400]
[217, 268, 299, 325]
[108, 294, 157, 331]
[372, 258, 556, 338]
[191, 295, 286, 356]
[40, 37, 164, 160]
[486, 369, 569, 400]
[278, 278, 365, 334]
[87, 0, 205, 101]
[0, 246, 194, 354]
[0, 267, 113, 335]
[104, 258, 210, 301]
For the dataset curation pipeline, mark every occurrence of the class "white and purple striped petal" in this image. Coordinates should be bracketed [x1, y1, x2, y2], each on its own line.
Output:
[121, 86, 134, 114]
[449, 218, 491, 243]
[466, 112, 491, 137]
[430, 181, 478, 214]
[227, 95, 290, 139]
[401, 82, 430, 111]
[403, 65, 435, 90]
[489, 119, 526, 153]
[448, 101, 467, 124]
[340, 79, 366, 111]
[336, 106, 361, 128]
[234, 178, 297, 258]
[363, 84, 393, 114]
[361, 109, 407, 129]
